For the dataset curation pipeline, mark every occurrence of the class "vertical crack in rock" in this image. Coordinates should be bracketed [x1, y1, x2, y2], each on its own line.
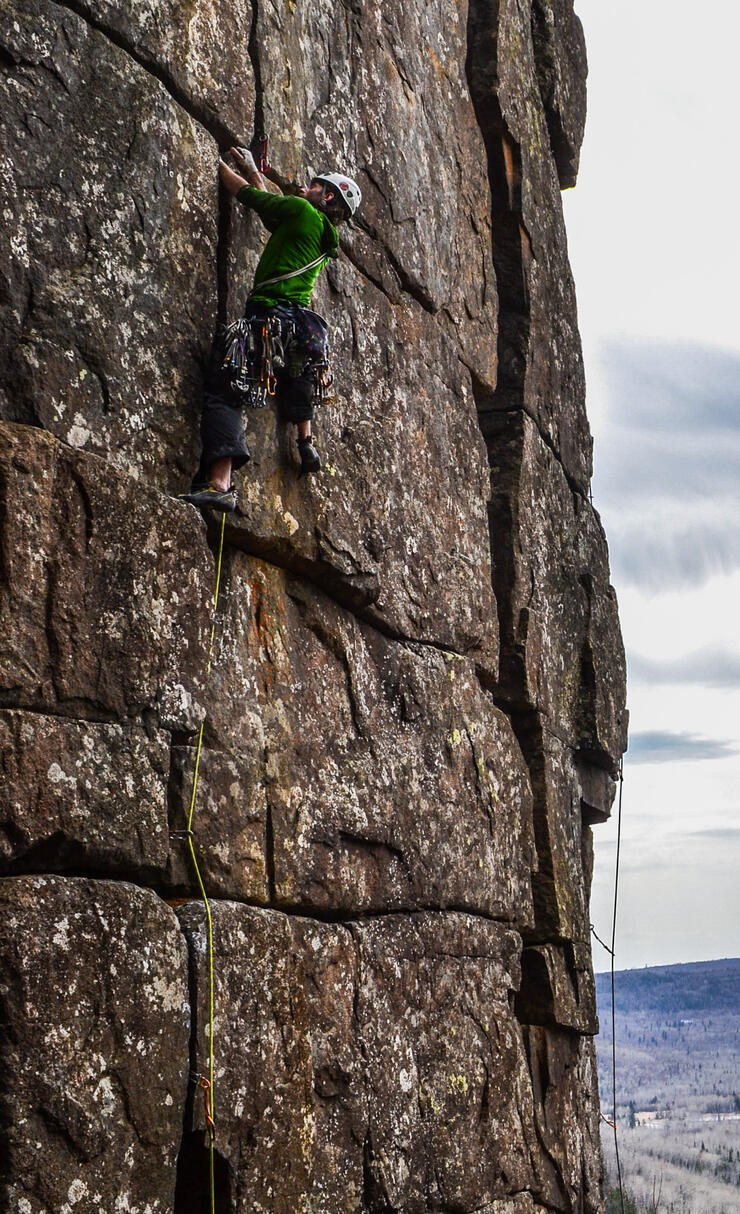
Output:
[216, 186, 232, 327]
[174, 911, 233, 1214]
[465, 0, 531, 424]
[264, 801, 277, 905]
[246, 0, 266, 147]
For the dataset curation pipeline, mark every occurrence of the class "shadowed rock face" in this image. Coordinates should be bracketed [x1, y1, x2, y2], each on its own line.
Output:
[0, 0, 626, 1207]
[0, 877, 190, 1214]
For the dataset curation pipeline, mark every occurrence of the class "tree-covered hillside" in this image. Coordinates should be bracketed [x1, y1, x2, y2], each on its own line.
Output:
[596, 957, 740, 1212]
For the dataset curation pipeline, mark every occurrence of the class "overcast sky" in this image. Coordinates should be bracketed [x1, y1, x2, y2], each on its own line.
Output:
[562, 0, 740, 971]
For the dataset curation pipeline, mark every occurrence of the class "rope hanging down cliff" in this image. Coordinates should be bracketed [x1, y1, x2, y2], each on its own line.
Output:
[180, 511, 227, 1214]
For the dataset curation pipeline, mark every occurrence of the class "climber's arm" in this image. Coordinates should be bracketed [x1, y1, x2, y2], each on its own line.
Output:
[218, 147, 268, 197]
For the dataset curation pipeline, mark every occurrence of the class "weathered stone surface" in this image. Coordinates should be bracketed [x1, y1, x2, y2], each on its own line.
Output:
[578, 759, 617, 825]
[522, 1027, 603, 1214]
[0, 709, 169, 877]
[216, 265, 499, 666]
[467, 0, 592, 489]
[352, 914, 536, 1210]
[0, 876, 190, 1212]
[252, 0, 498, 385]
[530, 0, 588, 189]
[59, 0, 255, 138]
[0, 0, 217, 484]
[178, 902, 546, 1212]
[165, 745, 269, 903]
[488, 410, 627, 768]
[516, 941, 598, 1035]
[185, 553, 534, 922]
[0, 423, 211, 728]
[516, 716, 593, 944]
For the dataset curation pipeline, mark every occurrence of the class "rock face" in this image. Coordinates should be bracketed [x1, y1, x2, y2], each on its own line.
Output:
[0, 0, 626, 1208]
[0, 877, 190, 1214]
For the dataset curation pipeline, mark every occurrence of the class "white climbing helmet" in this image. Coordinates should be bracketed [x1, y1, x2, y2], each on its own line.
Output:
[315, 171, 362, 217]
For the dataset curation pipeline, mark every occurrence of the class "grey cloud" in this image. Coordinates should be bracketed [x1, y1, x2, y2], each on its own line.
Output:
[610, 518, 740, 591]
[629, 647, 740, 688]
[688, 826, 740, 840]
[628, 730, 739, 764]
[599, 340, 740, 434]
[593, 338, 740, 590]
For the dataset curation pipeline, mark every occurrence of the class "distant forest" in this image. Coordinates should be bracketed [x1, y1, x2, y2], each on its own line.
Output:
[596, 957, 740, 1213]
[597, 958, 740, 1018]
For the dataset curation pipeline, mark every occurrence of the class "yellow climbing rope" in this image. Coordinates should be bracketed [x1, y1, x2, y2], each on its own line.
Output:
[185, 511, 227, 1214]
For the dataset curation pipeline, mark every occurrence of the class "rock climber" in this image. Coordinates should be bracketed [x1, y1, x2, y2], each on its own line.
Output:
[181, 147, 362, 512]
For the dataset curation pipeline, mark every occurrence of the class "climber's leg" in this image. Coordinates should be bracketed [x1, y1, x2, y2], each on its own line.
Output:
[209, 456, 233, 492]
[180, 335, 249, 512]
[279, 371, 321, 475]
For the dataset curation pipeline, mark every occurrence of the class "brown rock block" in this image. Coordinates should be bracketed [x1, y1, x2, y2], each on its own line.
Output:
[517, 717, 592, 943]
[52, 0, 255, 138]
[165, 745, 269, 903]
[352, 914, 536, 1210]
[0, 710, 169, 877]
[251, 0, 498, 384]
[178, 903, 542, 1212]
[522, 1026, 604, 1214]
[217, 269, 498, 667]
[0, 0, 217, 485]
[516, 941, 598, 1035]
[0, 877, 190, 1212]
[0, 423, 211, 727]
[467, 0, 592, 489]
[177, 904, 358, 1212]
[189, 554, 533, 922]
[530, 0, 588, 189]
[488, 410, 627, 767]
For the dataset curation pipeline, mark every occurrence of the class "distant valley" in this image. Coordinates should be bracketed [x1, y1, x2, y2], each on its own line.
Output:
[595, 957, 740, 1213]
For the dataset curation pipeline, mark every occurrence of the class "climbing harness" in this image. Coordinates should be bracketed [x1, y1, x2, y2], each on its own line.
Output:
[220, 314, 284, 407]
[219, 306, 334, 409]
[178, 511, 227, 1214]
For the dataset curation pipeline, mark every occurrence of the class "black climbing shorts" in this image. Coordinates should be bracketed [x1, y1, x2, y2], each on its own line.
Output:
[194, 348, 251, 485]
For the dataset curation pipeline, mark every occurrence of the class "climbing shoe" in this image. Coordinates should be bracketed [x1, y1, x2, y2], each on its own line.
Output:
[179, 483, 237, 513]
[297, 437, 321, 476]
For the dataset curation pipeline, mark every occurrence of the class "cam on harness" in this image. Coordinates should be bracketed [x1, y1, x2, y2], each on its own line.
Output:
[218, 306, 335, 410]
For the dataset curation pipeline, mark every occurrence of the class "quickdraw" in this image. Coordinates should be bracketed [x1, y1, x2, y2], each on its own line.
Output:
[199, 1076, 216, 1138]
[220, 312, 334, 409]
[256, 132, 270, 175]
[220, 315, 286, 408]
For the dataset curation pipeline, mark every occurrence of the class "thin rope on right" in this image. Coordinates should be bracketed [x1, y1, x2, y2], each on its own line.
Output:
[609, 756, 626, 1214]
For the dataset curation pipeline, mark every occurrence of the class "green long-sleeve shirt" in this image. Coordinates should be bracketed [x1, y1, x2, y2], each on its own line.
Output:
[237, 186, 339, 307]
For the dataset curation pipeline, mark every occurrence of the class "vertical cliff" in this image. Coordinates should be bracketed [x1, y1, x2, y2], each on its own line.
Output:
[0, 0, 627, 1209]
